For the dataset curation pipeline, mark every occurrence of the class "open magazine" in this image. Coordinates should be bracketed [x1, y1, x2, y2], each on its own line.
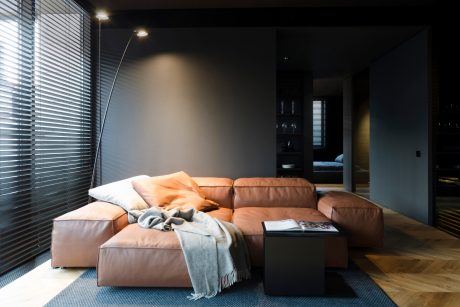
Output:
[264, 219, 338, 232]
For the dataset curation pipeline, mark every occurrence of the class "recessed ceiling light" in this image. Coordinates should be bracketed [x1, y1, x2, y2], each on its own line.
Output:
[282, 56, 289, 61]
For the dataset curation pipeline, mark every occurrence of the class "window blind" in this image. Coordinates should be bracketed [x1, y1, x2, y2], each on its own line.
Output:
[0, 0, 91, 275]
[313, 99, 326, 148]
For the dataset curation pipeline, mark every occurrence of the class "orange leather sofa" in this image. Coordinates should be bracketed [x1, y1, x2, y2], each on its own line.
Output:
[51, 177, 383, 287]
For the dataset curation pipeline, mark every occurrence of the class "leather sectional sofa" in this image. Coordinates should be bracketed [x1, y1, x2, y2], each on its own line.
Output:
[51, 177, 383, 287]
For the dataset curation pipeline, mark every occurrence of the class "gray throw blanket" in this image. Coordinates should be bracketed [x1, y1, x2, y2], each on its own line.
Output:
[128, 207, 194, 231]
[128, 208, 251, 300]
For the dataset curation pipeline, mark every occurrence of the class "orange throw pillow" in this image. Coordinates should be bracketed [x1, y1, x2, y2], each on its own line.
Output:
[132, 171, 219, 212]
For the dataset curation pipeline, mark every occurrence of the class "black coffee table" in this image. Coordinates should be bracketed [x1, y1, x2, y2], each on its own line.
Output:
[262, 222, 342, 296]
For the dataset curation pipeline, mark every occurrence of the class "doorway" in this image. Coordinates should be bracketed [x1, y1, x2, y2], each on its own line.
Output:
[311, 78, 344, 186]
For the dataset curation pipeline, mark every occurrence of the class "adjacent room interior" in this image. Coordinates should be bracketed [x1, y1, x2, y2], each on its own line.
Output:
[1, 1, 459, 306]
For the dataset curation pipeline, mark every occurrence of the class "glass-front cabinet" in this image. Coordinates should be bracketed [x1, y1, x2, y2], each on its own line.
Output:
[434, 99, 460, 237]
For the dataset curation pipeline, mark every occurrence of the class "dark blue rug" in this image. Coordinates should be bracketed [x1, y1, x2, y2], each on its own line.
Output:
[46, 265, 395, 306]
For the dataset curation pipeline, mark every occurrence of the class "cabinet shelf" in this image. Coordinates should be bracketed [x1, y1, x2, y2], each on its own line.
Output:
[277, 152, 303, 156]
[437, 131, 460, 136]
[277, 168, 303, 171]
[438, 110, 460, 115]
[438, 183, 460, 188]
[277, 114, 302, 118]
[435, 102, 460, 234]
[437, 152, 460, 155]
[276, 72, 306, 178]
[437, 185, 460, 197]
[437, 168, 460, 172]
[277, 133, 302, 136]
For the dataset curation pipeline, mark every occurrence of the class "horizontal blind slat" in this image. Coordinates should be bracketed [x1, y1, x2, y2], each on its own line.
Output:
[0, 0, 92, 275]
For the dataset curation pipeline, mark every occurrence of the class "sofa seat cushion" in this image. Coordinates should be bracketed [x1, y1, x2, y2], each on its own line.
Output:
[193, 177, 234, 209]
[98, 224, 192, 287]
[317, 191, 384, 247]
[232, 207, 348, 268]
[51, 202, 128, 268]
[97, 207, 232, 287]
[206, 207, 233, 222]
[233, 178, 317, 209]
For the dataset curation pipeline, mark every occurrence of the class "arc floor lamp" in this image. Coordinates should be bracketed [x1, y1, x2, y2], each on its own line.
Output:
[89, 10, 148, 200]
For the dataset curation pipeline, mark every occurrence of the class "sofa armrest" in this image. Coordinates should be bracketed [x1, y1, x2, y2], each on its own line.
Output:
[317, 191, 384, 248]
[51, 201, 128, 267]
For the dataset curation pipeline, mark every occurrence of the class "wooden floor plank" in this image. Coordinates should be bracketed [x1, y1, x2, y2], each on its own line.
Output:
[316, 184, 460, 307]
[320, 185, 460, 307]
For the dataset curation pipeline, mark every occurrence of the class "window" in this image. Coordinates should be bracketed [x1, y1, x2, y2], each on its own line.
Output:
[0, 0, 91, 275]
[313, 99, 326, 148]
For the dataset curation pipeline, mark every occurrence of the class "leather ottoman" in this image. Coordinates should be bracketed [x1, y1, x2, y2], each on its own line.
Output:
[317, 191, 384, 248]
[51, 201, 128, 268]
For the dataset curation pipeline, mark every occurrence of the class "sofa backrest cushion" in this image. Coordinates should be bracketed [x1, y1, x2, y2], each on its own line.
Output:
[193, 177, 234, 209]
[233, 178, 317, 209]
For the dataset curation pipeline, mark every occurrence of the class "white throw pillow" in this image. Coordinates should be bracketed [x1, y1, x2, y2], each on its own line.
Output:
[88, 175, 150, 211]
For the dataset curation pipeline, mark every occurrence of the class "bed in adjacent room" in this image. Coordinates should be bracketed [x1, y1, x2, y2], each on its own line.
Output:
[313, 154, 343, 183]
[313, 154, 369, 184]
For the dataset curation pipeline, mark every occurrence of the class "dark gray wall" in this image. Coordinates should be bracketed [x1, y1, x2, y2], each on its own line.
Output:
[343, 76, 354, 192]
[303, 74, 313, 180]
[353, 70, 370, 185]
[370, 29, 432, 224]
[98, 28, 276, 182]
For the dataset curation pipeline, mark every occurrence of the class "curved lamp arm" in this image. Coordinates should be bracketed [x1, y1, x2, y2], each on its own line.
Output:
[88, 32, 134, 202]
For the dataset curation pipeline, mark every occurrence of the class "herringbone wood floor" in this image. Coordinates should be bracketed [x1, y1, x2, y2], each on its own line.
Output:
[316, 184, 460, 307]
[351, 207, 460, 307]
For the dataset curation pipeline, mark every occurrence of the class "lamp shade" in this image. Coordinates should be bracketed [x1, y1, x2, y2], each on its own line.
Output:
[136, 29, 149, 38]
[96, 10, 109, 21]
